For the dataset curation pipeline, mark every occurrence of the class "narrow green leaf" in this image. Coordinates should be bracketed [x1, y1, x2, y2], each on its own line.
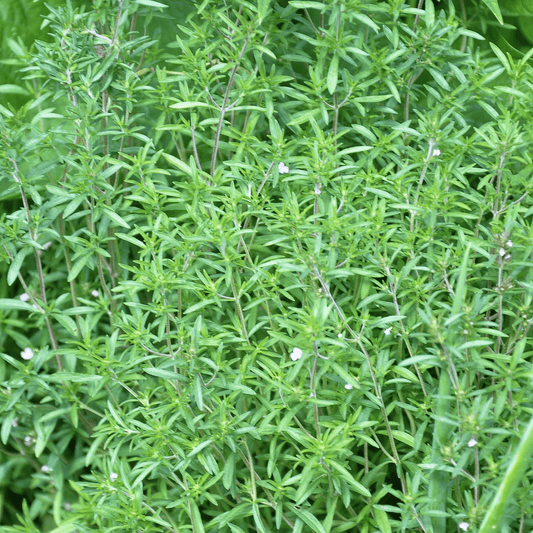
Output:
[170, 101, 213, 109]
[425, 0, 435, 26]
[329, 460, 371, 496]
[258, 0, 271, 20]
[291, 506, 326, 533]
[101, 206, 131, 228]
[252, 504, 267, 533]
[1, 411, 17, 444]
[162, 152, 193, 176]
[194, 372, 204, 410]
[428, 68, 450, 90]
[67, 254, 91, 282]
[188, 439, 212, 458]
[189, 499, 206, 533]
[48, 519, 79, 533]
[0, 84, 29, 95]
[330, 362, 359, 390]
[144, 368, 186, 381]
[490, 42, 511, 71]
[287, 108, 321, 126]
[223, 452, 235, 490]
[0, 298, 38, 312]
[7, 249, 27, 286]
[289, 1, 328, 9]
[375, 508, 392, 533]
[479, 415, 533, 532]
[327, 54, 339, 95]
[481, 0, 504, 24]
[352, 13, 380, 31]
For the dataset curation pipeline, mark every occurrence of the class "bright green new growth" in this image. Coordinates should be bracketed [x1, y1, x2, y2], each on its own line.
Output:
[1, 0, 533, 532]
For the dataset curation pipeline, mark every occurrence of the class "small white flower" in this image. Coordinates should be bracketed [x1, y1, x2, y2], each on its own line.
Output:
[384, 327, 392, 336]
[504, 254, 511, 261]
[20, 293, 30, 302]
[12, 418, 18, 428]
[24, 436, 33, 446]
[309, 392, 316, 398]
[64, 503, 72, 511]
[506, 240, 513, 248]
[337, 333, 342, 338]
[458, 522, 469, 531]
[467, 438, 477, 448]
[278, 162, 289, 174]
[109, 472, 119, 482]
[41, 465, 51, 473]
[345, 383, 353, 390]
[21, 348, 34, 360]
[42, 241, 53, 250]
[290, 347, 303, 361]
[314, 184, 321, 195]
[499, 248, 505, 257]
[92, 290, 99, 297]
[432, 149, 441, 157]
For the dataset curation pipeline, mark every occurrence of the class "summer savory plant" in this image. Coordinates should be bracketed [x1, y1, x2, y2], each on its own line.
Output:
[1, 0, 533, 532]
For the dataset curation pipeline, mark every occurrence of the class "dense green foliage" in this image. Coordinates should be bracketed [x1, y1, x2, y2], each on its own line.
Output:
[1, 0, 533, 532]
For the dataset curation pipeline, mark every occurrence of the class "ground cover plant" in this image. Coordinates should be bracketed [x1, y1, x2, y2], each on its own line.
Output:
[1, 0, 533, 531]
